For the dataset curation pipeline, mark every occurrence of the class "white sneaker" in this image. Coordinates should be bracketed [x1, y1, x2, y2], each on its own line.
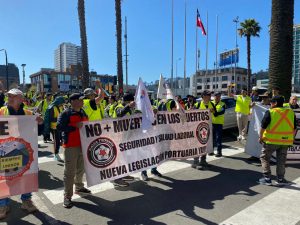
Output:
[21, 200, 38, 213]
[54, 154, 63, 161]
[241, 136, 246, 140]
[0, 206, 9, 220]
[237, 135, 242, 141]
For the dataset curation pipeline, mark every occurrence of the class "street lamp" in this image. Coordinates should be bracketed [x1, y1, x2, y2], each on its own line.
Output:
[233, 16, 239, 92]
[21, 64, 26, 92]
[175, 58, 181, 95]
[0, 49, 8, 90]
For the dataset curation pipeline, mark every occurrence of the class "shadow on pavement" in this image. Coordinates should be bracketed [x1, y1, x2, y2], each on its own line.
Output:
[38, 169, 63, 190]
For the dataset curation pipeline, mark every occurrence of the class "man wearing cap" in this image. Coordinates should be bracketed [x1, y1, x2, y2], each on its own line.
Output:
[211, 92, 226, 157]
[228, 87, 253, 141]
[0, 88, 43, 219]
[57, 93, 91, 208]
[258, 96, 296, 186]
[83, 88, 104, 121]
[192, 90, 216, 170]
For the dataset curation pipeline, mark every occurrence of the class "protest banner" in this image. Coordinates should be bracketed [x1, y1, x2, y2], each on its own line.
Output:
[245, 104, 300, 163]
[0, 116, 38, 198]
[80, 110, 213, 186]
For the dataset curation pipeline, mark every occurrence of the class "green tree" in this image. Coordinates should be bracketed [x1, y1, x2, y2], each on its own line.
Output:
[78, 0, 90, 89]
[269, 0, 294, 100]
[238, 19, 261, 92]
[115, 0, 123, 96]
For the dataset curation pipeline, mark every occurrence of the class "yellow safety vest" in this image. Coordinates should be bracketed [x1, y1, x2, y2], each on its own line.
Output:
[112, 103, 131, 118]
[0, 106, 32, 115]
[50, 106, 61, 129]
[108, 102, 118, 117]
[283, 103, 290, 108]
[235, 95, 251, 115]
[83, 99, 104, 121]
[262, 108, 294, 145]
[212, 100, 225, 125]
[200, 101, 215, 122]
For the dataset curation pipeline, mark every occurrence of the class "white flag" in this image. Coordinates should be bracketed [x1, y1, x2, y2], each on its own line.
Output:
[157, 74, 174, 100]
[135, 78, 155, 132]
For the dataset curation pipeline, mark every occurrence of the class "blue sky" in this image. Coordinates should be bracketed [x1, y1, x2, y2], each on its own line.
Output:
[0, 0, 299, 85]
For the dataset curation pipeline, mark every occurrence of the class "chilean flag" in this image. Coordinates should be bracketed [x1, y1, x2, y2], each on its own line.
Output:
[197, 9, 206, 36]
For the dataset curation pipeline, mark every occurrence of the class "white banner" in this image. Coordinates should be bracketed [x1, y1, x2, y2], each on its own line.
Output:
[80, 110, 213, 186]
[0, 116, 39, 198]
[245, 104, 300, 163]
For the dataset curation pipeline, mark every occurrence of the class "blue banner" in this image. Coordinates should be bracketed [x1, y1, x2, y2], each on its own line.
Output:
[219, 49, 239, 67]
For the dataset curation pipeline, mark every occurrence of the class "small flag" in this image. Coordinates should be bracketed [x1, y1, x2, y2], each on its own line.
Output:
[135, 78, 155, 132]
[197, 9, 206, 36]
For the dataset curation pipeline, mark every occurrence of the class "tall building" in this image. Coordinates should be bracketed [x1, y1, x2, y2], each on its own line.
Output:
[0, 63, 20, 90]
[54, 42, 82, 72]
[293, 24, 300, 92]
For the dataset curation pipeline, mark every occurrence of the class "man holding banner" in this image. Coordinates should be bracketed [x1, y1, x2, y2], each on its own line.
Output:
[258, 96, 296, 186]
[0, 89, 43, 219]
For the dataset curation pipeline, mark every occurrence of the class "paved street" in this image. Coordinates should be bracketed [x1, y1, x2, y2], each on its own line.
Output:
[1, 128, 300, 225]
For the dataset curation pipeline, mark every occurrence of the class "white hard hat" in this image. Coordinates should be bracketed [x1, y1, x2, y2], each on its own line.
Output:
[7, 88, 23, 95]
[252, 86, 258, 91]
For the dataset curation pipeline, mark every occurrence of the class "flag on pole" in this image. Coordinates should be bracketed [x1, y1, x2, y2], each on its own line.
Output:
[197, 9, 207, 36]
[157, 74, 174, 100]
[135, 78, 155, 132]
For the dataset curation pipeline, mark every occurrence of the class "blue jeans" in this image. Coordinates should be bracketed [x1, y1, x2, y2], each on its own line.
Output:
[0, 193, 32, 207]
[213, 124, 223, 153]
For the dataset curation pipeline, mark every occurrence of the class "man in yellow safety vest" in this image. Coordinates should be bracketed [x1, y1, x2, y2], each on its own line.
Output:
[258, 96, 296, 186]
[82, 88, 104, 121]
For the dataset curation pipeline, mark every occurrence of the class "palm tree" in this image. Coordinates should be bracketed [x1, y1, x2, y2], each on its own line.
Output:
[78, 0, 90, 89]
[269, 0, 294, 101]
[115, 0, 123, 96]
[238, 19, 261, 92]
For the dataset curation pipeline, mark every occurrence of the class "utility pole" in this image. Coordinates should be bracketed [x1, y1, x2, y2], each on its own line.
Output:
[21, 64, 26, 92]
[233, 16, 239, 92]
[124, 16, 129, 92]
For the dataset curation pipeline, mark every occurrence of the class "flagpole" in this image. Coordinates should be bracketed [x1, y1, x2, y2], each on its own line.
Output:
[215, 14, 218, 92]
[183, 0, 187, 97]
[195, 11, 198, 86]
[205, 11, 208, 90]
[171, 0, 174, 90]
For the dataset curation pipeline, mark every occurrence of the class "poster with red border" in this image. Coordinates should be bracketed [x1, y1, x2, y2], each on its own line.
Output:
[0, 116, 38, 198]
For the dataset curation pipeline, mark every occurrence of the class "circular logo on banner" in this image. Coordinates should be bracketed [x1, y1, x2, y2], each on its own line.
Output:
[0, 137, 34, 180]
[87, 137, 117, 168]
[196, 122, 210, 145]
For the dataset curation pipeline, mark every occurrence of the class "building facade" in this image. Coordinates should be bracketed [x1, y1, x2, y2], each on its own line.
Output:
[30, 68, 116, 93]
[55, 42, 82, 72]
[293, 24, 300, 92]
[0, 63, 20, 90]
[190, 67, 248, 97]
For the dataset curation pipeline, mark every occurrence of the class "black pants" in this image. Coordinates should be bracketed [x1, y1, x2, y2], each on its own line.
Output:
[51, 129, 61, 155]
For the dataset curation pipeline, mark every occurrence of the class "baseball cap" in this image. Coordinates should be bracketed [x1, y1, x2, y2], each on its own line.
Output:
[202, 90, 211, 96]
[270, 96, 284, 105]
[84, 88, 96, 96]
[214, 91, 221, 96]
[7, 88, 23, 95]
[69, 93, 85, 101]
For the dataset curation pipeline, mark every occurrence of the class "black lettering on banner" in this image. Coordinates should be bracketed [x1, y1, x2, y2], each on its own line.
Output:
[99, 165, 127, 180]
[156, 114, 167, 125]
[0, 121, 9, 135]
[85, 123, 102, 138]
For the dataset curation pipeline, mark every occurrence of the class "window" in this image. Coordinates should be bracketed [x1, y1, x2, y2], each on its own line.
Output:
[243, 77, 246, 81]
[237, 76, 240, 81]
[232, 76, 234, 80]
[213, 77, 215, 82]
[206, 78, 210, 82]
[222, 76, 228, 81]
[213, 85, 215, 89]
[222, 84, 227, 88]
[216, 84, 218, 88]
[197, 78, 202, 83]
[206, 85, 210, 89]
[197, 85, 202, 90]
[216, 77, 219, 82]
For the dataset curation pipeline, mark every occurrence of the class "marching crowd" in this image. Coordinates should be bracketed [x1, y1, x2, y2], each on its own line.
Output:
[0, 84, 298, 219]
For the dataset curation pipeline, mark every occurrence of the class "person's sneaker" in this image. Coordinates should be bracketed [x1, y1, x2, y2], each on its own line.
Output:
[0, 206, 9, 220]
[151, 169, 162, 177]
[112, 179, 129, 187]
[215, 153, 222, 157]
[208, 152, 214, 156]
[275, 178, 291, 186]
[258, 177, 272, 186]
[75, 187, 91, 195]
[237, 135, 242, 141]
[141, 172, 149, 181]
[197, 161, 210, 170]
[191, 161, 200, 169]
[21, 200, 38, 213]
[63, 197, 73, 208]
[122, 175, 134, 181]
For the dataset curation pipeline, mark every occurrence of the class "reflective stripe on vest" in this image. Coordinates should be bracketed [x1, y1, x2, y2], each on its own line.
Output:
[83, 99, 104, 121]
[212, 100, 225, 125]
[262, 108, 294, 145]
[50, 106, 60, 129]
[235, 95, 251, 115]
[0, 106, 32, 115]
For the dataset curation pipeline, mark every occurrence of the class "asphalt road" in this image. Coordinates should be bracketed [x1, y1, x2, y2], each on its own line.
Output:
[2, 128, 300, 225]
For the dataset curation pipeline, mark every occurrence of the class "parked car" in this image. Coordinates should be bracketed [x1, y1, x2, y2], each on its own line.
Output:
[196, 96, 237, 129]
